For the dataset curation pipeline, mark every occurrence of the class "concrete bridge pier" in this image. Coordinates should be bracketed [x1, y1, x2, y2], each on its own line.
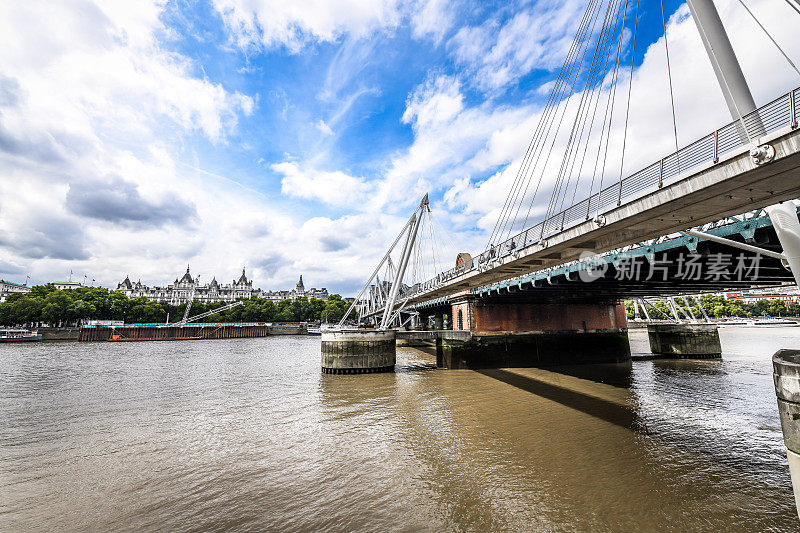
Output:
[438, 297, 631, 369]
[321, 330, 396, 374]
[647, 323, 722, 359]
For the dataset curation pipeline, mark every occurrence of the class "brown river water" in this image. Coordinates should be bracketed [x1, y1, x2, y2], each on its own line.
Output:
[1, 327, 799, 531]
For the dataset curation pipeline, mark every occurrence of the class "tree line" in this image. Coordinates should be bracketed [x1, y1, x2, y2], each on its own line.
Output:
[0, 285, 353, 327]
[625, 294, 800, 319]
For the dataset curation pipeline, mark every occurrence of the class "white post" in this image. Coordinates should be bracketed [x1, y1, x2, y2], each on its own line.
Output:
[773, 349, 800, 519]
[766, 203, 800, 287]
[682, 296, 698, 322]
[764, 204, 800, 519]
[695, 296, 711, 322]
[336, 213, 417, 327]
[668, 297, 682, 322]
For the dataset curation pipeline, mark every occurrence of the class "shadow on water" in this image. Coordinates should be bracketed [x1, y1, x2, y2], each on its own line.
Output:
[475, 368, 637, 429]
[543, 361, 634, 388]
[396, 345, 439, 373]
[315, 341, 785, 481]
[475, 361, 787, 481]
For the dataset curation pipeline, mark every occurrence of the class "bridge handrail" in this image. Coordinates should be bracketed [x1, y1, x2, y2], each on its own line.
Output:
[403, 86, 800, 301]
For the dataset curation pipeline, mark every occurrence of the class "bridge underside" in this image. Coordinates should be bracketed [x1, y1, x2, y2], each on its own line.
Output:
[410, 220, 792, 318]
[407, 124, 800, 306]
[471, 226, 792, 303]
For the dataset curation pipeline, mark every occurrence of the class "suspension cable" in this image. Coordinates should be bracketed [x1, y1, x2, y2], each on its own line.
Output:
[738, 0, 800, 77]
[537, 0, 610, 234]
[785, 0, 800, 17]
[558, 0, 625, 218]
[485, 0, 597, 249]
[489, 0, 602, 248]
[616, 0, 640, 206]
[567, 0, 626, 211]
[551, 0, 622, 223]
[593, 0, 630, 219]
[585, 0, 627, 218]
[512, 0, 607, 240]
[661, 0, 681, 172]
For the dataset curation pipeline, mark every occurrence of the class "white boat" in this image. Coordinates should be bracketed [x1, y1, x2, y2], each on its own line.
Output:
[0, 329, 42, 342]
[307, 326, 321, 336]
[750, 318, 799, 327]
[717, 320, 750, 327]
[320, 323, 344, 333]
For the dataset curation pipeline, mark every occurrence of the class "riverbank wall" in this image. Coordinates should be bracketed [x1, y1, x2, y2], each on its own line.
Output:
[38, 327, 81, 341]
[78, 323, 305, 342]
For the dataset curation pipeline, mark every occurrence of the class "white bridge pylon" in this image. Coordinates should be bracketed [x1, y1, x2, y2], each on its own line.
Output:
[338, 194, 432, 330]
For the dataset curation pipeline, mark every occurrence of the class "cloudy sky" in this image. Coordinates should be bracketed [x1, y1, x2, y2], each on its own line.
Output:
[1, 0, 798, 294]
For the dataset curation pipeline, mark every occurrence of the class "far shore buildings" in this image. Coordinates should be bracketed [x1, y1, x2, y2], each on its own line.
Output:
[52, 281, 83, 290]
[260, 275, 329, 302]
[0, 279, 31, 302]
[723, 284, 800, 307]
[116, 267, 327, 304]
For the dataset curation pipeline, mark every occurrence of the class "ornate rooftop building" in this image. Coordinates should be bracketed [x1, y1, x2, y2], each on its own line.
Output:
[117, 266, 257, 304]
[259, 276, 328, 302]
[116, 269, 328, 304]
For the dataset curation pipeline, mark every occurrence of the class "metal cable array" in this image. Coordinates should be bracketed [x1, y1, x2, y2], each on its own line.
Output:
[487, 0, 632, 248]
[348, 198, 459, 326]
[402, 0, 800, 302]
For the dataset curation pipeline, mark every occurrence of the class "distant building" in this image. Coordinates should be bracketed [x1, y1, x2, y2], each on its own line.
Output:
[260, 275, 329, 301]
[117, 266, 257, 304]
[724, 285, 800, 307]
[116, 268, 328, 304]
[0, 279, 31, 302]
[52, 281, 83, 290]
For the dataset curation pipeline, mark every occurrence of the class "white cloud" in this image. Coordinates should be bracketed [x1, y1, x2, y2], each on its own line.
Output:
[0, 0, 274, 288]
[275, 161, 372, 208]
[0, 3, 254, 147]
[402, 74, 465, 129]
[315, 119, 334, 136]
[211, 0, 402, 52]
[376, 73, 536, 215]
[3, 0, 799, 295]
[448, 0, 585, 92]
[411, 0, 456, 44]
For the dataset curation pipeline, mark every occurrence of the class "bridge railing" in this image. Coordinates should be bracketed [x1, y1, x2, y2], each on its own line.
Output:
[405, 86, 799, 300]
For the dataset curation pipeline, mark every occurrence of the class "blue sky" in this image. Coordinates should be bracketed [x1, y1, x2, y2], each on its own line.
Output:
[160, 0, 686, 221]
[1, 0, 798, 294]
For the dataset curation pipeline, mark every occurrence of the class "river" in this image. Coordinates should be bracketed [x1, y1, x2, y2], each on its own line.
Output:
[1, 327, 799, 531]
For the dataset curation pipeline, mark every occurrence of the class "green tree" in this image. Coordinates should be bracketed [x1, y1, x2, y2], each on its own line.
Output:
[322, 294, 353, 323]
[0, 285, 360, 327]
[41, 291, 73, 326]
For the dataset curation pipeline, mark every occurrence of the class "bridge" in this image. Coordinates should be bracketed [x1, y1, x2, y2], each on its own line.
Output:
[322, 0, 800, 374]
